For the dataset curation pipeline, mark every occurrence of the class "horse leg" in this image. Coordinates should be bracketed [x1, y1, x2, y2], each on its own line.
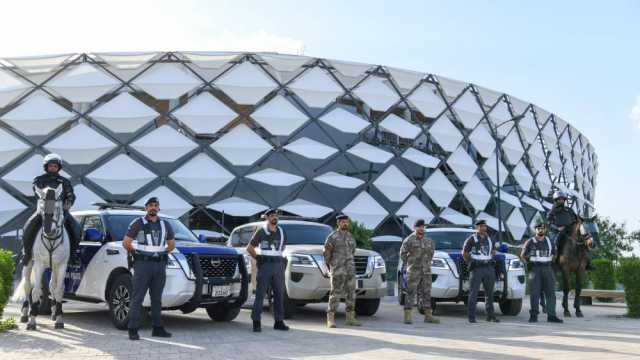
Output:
[27, 262, 44, 331]
[575, 269, 584, 318]
[561, 269, 571, 317]
[19, 264, 33, 323]
[52, 261, 68, 329]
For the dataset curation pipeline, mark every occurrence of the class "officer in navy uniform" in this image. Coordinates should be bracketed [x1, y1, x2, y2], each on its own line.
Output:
[521, 219, 563, 323]
[463, 220, 500, 323]
[246, 208, 290, 333]
[122, 197, 175, 340]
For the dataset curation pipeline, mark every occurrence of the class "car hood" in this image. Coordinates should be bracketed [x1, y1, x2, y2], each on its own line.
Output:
[283, 244, 378, 257]
[175, 241, 239, 256]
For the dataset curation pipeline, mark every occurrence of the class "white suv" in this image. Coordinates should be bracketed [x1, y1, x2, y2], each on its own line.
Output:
[228, 220, 387, 318]
[397, 227, 525, 315]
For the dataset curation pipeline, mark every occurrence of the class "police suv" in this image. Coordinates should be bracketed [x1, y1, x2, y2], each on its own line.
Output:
[228, 219, 387, 318]
[52, 204, 248, 329]
[397, 227, 525, 315]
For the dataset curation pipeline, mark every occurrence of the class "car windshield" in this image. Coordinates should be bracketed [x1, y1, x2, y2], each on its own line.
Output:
[105, 215, 199, 242]
[426, 231, 474, 250]
[282, 224, 332, 245]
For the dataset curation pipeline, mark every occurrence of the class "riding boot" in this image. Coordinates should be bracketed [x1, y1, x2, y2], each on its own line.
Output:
[21, 213, 41, 265]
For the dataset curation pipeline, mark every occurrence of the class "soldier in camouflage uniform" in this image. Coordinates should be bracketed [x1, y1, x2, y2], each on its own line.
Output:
[400, 219, 440, 324]
[323, 214, 361, 328]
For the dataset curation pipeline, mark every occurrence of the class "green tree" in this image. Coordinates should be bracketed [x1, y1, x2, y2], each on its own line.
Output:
[591, 216, 640, 261]
[347, 221, 373, 250]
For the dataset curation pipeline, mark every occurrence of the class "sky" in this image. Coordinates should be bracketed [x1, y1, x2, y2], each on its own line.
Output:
[1, 0, 638, 230]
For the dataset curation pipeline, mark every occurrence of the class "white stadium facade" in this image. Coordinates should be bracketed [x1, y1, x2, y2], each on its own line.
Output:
[0, 51, 597, 243]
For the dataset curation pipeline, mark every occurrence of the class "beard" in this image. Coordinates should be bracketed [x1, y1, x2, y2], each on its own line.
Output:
[269, 218, 278, 226]
[148, 209, 158, 216]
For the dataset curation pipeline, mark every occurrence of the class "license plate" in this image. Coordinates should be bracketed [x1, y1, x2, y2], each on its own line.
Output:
[211, 285, 231, 297]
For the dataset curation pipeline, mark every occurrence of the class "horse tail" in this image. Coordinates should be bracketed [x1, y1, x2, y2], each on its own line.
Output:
[10, 262, 33, 303]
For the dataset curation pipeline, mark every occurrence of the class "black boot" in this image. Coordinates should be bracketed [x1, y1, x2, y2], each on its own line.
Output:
[128, 329, 140, 341]
[486, 315, 500, 323]
[528, 312, 538, 323]
[253, 320, 261, 332]
[468, 317, 477, 323]
[21, 213, 40, 265]
[152, 326, 172, 338]
[547, 315, 564, 323]
[274, 321, 289, 331]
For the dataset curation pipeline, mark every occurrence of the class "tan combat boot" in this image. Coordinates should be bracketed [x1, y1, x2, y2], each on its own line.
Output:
[404, 309, 413, 324]
[327, 312, 336, 328]
[424, 308, 440, 324]
[345, 311, 362, 326]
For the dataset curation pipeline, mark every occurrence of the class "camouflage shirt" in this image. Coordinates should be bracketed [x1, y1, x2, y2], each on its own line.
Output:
[400, 232, 435, 275]
[323, 230, 356, 276]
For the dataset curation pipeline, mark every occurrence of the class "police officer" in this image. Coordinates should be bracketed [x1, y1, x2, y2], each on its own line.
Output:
[122, 197, 175, 340]
[246, 208, 289, 333]
[547, 191, 594, 270]
[22, 153, 81, 265]
[400, 219, 440, 324]
[463, 219, 499, 323]
[324, 214, 361, 328]
[521, 220, 563, 323]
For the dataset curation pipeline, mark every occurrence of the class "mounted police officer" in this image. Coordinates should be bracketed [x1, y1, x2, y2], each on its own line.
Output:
[400, 219, 440, 324]
[246, 208, 289, 333]
[22, 153, 81, 265]
[324, 214, 361, 328]
[463, 219, 500, 323]
[520, 219, 563, 323]
[547, 191, 577, 256]
[122, 197, 175, 340]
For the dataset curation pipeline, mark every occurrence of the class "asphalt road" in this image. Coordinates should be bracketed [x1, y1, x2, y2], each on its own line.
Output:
[1, 295, 638, 360]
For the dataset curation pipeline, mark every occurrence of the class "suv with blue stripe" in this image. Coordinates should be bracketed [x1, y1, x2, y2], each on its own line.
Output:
[55, 204, 248, 329]
[397, 227, 525, 316]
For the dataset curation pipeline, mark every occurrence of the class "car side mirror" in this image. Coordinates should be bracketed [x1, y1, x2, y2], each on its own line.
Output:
[198, 234, 207, 243]
[84, 227, 103, 242]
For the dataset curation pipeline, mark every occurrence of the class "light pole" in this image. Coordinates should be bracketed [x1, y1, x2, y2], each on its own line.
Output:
[487, 114, 525, 244]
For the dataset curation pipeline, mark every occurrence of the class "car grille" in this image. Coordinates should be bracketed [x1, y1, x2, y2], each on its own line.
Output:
[354, 256, 369, 275]
[185, 254, 238, 278]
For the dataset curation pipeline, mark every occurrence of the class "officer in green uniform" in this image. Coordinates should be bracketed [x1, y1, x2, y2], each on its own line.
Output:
[520, 220, 563, 323]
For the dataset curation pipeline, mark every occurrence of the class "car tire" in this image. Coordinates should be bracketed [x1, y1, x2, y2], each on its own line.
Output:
[206, 303, 241, 322]
[108, 273, 133, 330]
[355, 298, 381, 316]
[499, 298, 523, 316]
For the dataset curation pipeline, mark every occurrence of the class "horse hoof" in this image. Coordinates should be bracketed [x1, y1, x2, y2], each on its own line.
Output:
[564, 310, 571, 317]
[26, 324, 36, 331]
[20, 316, 29, 323]
[51, 315, 57, 321]
[576, 311, 584, 318]
[54, 323, 64, 329]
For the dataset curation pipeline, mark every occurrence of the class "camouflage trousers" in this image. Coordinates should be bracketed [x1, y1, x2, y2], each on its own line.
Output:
[327, 273, 356, 313]
[405, 271, 432, 310]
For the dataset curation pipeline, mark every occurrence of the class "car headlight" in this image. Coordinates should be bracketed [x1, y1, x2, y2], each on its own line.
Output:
[509, 259, 524, 271]
[167, 253, 181, 269]
[290, 253, 317, 267]
[373, 255, 386, 269]
[431, 257, 449, 270]
[311, 254, 329, 277]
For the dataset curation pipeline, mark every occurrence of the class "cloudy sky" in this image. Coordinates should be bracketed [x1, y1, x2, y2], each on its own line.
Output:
[1, 0, 638, 229]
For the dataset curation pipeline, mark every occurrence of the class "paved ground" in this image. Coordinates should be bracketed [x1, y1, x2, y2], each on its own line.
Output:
[0, 296, 638, 360]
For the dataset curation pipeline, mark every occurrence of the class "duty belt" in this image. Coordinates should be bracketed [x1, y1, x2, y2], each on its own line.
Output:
[528, 261, 552, 267]
[134, 253, 168, 262]
[256, 255, 284, 264]
[471, 260, 494, 268]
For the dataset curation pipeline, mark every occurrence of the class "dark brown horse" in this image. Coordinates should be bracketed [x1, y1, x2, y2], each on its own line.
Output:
[556, 216, 596, 317]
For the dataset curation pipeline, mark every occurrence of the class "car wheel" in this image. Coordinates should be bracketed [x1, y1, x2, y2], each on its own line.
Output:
[499, 298, 523, 316]
[206, 303, 241, 322]
[355, 298, 381, 316]
[108, 273, 132, 330]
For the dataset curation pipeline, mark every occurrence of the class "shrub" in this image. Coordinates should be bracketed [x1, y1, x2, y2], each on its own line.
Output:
[347, 221, 373, 250]
[618, 257, 640, 318]
[0, 249, 16, 319]
[591, 258, 617, 302]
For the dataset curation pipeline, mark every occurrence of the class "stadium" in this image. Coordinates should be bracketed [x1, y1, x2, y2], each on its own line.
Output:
[0, 51, 597, 244]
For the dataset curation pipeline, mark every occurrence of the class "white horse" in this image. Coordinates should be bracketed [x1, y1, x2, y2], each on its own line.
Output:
[11, 184, 70, 330]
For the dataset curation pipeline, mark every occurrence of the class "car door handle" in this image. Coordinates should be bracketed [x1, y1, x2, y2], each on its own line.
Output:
[106, 249, 120, 255]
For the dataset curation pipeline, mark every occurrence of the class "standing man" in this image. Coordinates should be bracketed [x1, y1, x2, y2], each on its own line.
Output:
[463, 220, 500, 323]
[323, 214, 361, 328]
[400, 219, 440, 324]
[521, 220, 563, 323]
[122, 197, 175, 340]
[22, 153, 81, 265]
[246, 208, 289, 333]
